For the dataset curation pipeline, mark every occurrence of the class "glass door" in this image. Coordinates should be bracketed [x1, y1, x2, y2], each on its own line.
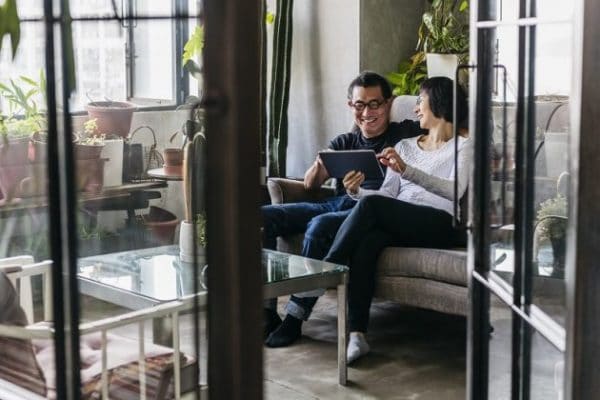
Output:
[467, 0, 574, 399]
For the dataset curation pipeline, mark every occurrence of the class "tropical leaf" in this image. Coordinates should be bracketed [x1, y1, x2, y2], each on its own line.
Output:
[0, 0, 20, 60]
[183, 25, 205, 65]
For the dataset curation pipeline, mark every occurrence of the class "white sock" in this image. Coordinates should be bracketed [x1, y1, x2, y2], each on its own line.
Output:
[347, 332, 370, 364]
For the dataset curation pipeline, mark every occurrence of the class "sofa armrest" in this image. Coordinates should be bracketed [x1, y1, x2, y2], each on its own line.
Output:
[267, 177, 336, 204]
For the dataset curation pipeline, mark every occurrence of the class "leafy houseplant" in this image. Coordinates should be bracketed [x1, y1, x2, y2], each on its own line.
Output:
[0, 72, 48, 200]
[417, 0, 469, 79]
[418, 0, 469, 55]
[0, 71, 47, 143]
[535, 195, 567, 277]
[386, 52, 428, 96]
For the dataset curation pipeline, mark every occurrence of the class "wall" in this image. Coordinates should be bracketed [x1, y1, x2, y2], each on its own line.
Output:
[285, 0, 426, 178]
[286, 0, 360, 178]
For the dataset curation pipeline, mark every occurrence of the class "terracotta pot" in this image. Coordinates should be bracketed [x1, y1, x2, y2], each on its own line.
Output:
[0, 139, 33, 200]
[76, 158, 106, 193]
[142, 206, 179, 245]
[163, 148, 183, 166]
[86, 101, 136, 138]
[163, 148, 183, 174]
[29, 131, 48, 163]
[75, 143, 105, 160]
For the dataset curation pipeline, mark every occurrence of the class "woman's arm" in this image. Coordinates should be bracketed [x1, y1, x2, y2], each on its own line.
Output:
[402, 138, 472, 200]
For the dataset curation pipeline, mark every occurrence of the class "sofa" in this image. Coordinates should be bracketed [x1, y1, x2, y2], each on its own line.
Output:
[266, 95, 469, 317]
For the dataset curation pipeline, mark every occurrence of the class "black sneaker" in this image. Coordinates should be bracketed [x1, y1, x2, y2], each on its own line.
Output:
[264, 308, 282, 339]
[265, 314, 303, 347]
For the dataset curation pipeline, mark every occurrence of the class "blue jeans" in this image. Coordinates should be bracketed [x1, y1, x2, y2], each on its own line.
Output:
[262, 195, 356, 317]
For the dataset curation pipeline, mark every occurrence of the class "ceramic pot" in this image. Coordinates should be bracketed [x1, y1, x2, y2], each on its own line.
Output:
[86, 101, 136, 138]
[179, 220, 206, 264]
[143, 206, 179, 245]
[0, 139, 33, 200]
[75, 143, 105, 160]
[163, 148, 184, 174]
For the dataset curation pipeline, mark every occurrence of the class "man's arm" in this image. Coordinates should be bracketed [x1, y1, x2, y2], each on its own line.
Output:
[304, 155, 330, 190]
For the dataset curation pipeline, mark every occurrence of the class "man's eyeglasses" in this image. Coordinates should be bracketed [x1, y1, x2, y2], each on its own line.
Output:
[349, 99, 386, 112]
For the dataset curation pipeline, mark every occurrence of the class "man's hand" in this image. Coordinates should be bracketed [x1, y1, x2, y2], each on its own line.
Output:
[377, 147, 406, 174]
[343, 170, 364, 195]
[304, 154, 330, 189]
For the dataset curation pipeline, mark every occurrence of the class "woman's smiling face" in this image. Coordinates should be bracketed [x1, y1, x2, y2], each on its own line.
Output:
[414, 92, 436, 129]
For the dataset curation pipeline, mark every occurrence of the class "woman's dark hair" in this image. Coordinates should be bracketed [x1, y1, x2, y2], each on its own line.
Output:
[419, 77, 468, 127]
[347, 71, 393, 100]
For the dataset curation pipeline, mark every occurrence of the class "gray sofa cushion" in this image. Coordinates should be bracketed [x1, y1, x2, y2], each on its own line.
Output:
[377, 247, 468, 286]
[277, 235, 467, 287]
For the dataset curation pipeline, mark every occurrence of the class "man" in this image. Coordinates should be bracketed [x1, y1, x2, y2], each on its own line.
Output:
[262, 71, 423, 347]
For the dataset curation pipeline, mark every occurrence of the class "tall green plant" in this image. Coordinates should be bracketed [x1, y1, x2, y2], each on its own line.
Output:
[417, 0, 469, 55]
[267, 0, 293, 178]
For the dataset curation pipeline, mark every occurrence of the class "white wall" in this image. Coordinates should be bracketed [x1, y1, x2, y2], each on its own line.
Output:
[284, 0, 425, 178]
[286, 0, 360, 178]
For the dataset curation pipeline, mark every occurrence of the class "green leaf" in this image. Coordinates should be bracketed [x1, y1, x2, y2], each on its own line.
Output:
[266, 11, 275, 25]
[0, 0, 20, 60]
[459, 0, 469, 12]
[20, 76, 38, 86]
[182, 25, 205, 65]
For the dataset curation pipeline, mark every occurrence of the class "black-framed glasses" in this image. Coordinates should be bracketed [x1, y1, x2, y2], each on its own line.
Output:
[349, 99, 386, 111]
[416, 96, 424, 106]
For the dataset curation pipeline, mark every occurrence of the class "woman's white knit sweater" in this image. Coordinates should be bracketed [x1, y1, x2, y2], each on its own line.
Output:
[351, 135, 472, 217]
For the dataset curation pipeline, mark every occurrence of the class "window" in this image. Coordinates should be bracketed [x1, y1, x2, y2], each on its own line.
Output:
[0, 0, 200, 113]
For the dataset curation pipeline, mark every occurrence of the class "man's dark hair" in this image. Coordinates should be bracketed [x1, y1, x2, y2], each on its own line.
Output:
[420, 77, 468, 127]
[347, 71, 393, 100]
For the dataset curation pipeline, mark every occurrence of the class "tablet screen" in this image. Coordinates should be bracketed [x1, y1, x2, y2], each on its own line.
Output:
[318, 150, 384, 180]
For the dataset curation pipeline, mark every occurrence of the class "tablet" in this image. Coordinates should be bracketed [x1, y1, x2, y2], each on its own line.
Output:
[318, 150, 384, 180]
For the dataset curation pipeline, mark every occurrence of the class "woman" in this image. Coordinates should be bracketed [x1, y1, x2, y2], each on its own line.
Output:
[323, 76, 471, 363]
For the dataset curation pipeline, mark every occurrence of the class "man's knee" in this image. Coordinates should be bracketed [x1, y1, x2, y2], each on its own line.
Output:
[305, 213, 343, 237]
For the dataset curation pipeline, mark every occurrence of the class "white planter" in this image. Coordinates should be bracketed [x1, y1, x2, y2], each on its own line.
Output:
[426, 53, 459, 79]
[544, 131, 569, 178]
[100, 139, 124, 187]
[179, 220, 206, 264]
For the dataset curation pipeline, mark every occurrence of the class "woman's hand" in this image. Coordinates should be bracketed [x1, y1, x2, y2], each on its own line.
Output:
[377, 147, 406, 173]
[343, 170, 364, 195]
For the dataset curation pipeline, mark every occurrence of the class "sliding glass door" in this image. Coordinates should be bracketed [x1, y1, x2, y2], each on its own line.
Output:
[467, 0, 575, 398]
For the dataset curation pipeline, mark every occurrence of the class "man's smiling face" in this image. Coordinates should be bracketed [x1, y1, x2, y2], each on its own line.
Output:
[349, 85, 391, 138]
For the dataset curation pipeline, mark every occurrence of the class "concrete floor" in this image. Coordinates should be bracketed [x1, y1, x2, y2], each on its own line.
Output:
[82, 289, 563, 400]
[264, 292, 467, 400]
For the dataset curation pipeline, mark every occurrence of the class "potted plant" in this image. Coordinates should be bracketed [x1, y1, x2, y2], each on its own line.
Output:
[86, 99, 136, 139]
[535, 195, 567, 278]
[417, 0, 470, 79]
[0, 72, 47, 200]
[72, 119, 107, 193]
[386, 52, 428, 96]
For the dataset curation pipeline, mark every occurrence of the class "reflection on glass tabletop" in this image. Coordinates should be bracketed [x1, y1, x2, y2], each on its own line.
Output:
[78, 246, 347, 301]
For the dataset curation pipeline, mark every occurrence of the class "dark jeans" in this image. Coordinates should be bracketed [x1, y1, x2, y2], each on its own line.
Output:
[262, 195, 356, 315]
[324, 195, 460, 332]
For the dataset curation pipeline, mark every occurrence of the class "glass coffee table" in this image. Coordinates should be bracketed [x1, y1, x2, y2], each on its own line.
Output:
[78, 245, 349, 385]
